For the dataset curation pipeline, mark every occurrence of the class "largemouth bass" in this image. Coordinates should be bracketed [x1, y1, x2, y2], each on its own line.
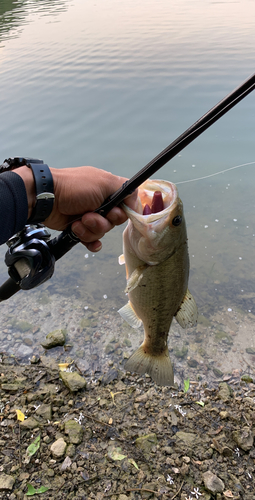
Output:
[118, 179, 197, 386]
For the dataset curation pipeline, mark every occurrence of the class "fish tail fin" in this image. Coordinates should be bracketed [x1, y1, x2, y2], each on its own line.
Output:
[125, 345, 174, 387]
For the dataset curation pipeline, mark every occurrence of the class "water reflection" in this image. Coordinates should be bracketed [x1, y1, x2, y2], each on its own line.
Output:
[0, 0, 69, 44]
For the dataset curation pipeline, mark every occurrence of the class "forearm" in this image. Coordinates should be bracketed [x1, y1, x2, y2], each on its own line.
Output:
[0, 171, 29, 245]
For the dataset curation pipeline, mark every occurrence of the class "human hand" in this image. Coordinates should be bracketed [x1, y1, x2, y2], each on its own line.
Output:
[46, 166, 136, 252]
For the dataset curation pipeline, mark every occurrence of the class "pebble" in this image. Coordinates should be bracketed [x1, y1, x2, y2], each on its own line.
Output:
[0, 473, 15, 491]
[16, 344, 33, 357]
[59, 371, 86, 392]
[50, 438, 67, 458]
[203, 470, 225, 494]
[61, 456, 72, 471]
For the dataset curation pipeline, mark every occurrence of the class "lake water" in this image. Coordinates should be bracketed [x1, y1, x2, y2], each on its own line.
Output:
[0, 0, 255, 384]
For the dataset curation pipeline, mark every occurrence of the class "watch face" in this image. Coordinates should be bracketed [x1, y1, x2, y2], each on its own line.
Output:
[0, 158, 14, 172]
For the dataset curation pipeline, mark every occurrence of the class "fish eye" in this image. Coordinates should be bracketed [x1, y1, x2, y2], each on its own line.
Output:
[172, 215, 182, 226]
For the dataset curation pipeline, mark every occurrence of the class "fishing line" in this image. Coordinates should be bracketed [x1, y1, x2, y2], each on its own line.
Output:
[175, 160, 255, 185]
[48, 160, 255, 242]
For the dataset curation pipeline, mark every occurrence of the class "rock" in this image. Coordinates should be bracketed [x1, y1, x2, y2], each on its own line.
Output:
[141, 483, 158, 499]
[135, 433, 157, 454]
[14, 320, 33, 332]
[101, 368, 119, 385]
[180, 462, 189, 475]
[219, 411, 228, 419]
[35, 403, 52, 421]
[37, 382, 59, 395]
[65, 419, 84, 444]
[51, 475, 65, 488]
[59, 371, 86, 392]
[41, 329, 66, 349]
[203, 470, 225, 494]
[16, 344, 33, 357]
[135, 393, 149, 403]
[66, 444, 76, 457]
[20, 417, 41, 429]
[40, 355, 59, 371]
[30, 355, 40, 364]
[60, 456, 72, 471]
[213, 368, 224, 377]
[50, 438, 67, 458]
[232, 426, 254, 451]
[175, 431, 196, 446]
[246, 347, 255, 354]
[23, 336, 33, 346]
[1, 383, 22, 392]
[241, 374, 253, 383]
[187, 358, 199, 368]
[162, 446, 173, 455]
[0, 473, 15, 491]
[105, 343, 115, 355]
[218, 382, 233, 402]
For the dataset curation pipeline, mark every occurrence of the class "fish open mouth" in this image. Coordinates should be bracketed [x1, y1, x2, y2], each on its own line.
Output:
[137, 180, 176, 217]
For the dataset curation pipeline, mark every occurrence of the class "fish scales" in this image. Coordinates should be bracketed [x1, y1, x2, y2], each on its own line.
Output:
[118, 179, 198, 386]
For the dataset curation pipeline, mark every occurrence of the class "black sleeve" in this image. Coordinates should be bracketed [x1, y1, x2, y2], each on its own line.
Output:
[0, 171, 28, 245]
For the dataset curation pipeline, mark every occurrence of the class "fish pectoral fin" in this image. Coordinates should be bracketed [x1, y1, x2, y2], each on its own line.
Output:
[118, 254, 125, 265]
[125, 265, 147, 293]
[118, 301, 142, 329]
[175, 289, 198, 328]
[125, 345, 174, 387]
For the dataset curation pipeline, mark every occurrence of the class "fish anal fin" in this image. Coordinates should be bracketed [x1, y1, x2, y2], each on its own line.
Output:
[118, 254, 125, 265]
[175, 289, 198, 328]
[125, 265, 147, 293]
[125, 345, 174, 387]
[118, 301, 142, 329]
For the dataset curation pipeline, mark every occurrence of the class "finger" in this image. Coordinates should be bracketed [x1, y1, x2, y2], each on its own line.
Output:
[106, 206, 128, 226]
[71, 214, 114, 242]
[80, 240, 103, 253]
[124, 188, 138, 210]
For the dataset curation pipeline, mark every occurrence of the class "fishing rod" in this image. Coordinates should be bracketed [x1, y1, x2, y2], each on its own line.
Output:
[0, 72, 254, 301]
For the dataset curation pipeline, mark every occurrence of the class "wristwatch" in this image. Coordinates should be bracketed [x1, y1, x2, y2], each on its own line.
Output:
[0, 157, 55, 223]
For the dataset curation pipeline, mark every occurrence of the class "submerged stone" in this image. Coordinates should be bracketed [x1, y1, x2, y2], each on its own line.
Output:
[16, 344, 33, 357]
[174, 345, 188, 358]
[246, 347, 255, 355]
[101, 368, 119, 385]
[41, 329, 66, 349]
[241, 374, 253, 383]
[14, 320, 33, 332]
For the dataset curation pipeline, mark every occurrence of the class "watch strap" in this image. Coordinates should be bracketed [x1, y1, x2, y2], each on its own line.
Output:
[27, 163, 55, 223]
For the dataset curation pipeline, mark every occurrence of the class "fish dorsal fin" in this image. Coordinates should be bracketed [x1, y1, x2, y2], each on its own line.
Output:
[118, 301, 142, 329]
[125, 265, 147, 293]
[175, 289, 198, 328]
[118, 254, 125, 265]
